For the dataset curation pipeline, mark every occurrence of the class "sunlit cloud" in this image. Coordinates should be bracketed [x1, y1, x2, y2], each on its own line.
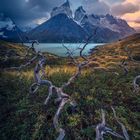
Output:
[110, 0, 140, 29]
[121, 11, 140, 29]
[111, 3, 139, 16]
[34, 17, 49, 25]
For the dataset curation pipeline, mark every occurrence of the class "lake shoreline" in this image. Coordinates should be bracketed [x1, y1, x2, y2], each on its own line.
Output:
[24, 43, 105, 57]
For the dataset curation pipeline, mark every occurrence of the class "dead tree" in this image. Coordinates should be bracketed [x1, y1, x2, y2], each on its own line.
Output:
[42, 42, 90, 140]
[10, 39, 92, 140]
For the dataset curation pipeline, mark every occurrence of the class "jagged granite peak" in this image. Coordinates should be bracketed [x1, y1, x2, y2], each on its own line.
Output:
[101, 14, 135, 36]
[82, 22, 121, 43]
[81, 15, 89, 24]
[62, 0, 70, 7]
[51, 0, 72, 18]
[81, 14, 100, 26]
[105, 14, 117, 24]
[74, 6, 86, 22]
[29, 13, 88, 43]
[79, 13, 135, 38]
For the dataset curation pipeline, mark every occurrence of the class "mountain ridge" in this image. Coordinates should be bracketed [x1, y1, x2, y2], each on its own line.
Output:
[0, 0, 136, 43]
[28, 1, 135, 43]
[0, 13, 26, 42]
[28, 13, 88, 43]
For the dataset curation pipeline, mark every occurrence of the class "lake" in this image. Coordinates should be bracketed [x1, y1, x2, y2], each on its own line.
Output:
[24, 43, 104, 57]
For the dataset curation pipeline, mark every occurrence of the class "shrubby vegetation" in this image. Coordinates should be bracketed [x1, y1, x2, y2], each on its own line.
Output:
[0, 34, 140, 140]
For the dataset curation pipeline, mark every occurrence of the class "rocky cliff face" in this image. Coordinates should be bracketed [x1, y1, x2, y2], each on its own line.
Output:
[74, 6, 86, 22]
[51, 0, 72, 18]
[75, 8, 135, 39]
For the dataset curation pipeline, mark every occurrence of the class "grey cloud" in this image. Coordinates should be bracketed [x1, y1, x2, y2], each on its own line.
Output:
[82, 0, 110, 15]
[1, 0, 138, 27]
[27, 0, 64, 11]
[0, 0, 112, 26]
[111, 2, 140, 16]
[0, 0, 65, 26]
[103, 0, 125, 5]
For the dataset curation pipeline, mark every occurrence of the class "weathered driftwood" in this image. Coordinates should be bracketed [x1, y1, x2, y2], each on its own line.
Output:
[24, 40, 39, 57]
[119, 44, 140, 77]
[44, 84, 76, 140]
[42, 41, 90, 140]
[95, 109, 124, 140]
[124, 45, 140, 92]
[119, 60, 128, 76]
[124, 45, 133, 61]
[111, 107, 129, 140]
[133, 75, 140, 93]
[124, 45, 140, 63]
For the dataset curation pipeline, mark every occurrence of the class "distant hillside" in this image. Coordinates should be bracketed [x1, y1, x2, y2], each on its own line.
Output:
[0, 41, 62, 68]
[88, 33, 140, 70]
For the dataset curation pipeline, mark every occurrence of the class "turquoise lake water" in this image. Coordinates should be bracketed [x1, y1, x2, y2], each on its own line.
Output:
[25, 43, 104, 57]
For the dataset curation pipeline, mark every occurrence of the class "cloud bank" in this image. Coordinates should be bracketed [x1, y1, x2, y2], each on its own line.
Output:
[0, 0, 139, 29]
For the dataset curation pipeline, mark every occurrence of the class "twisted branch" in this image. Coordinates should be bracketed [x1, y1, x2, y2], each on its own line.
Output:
[62, 44, 78, 65]
[43, 42, 90, 139]
[95, 109, 124, 140]
[53, 98, 70, 140]
[111, 106, 129, 140]
[61, 38, 92, 90]
[119, 60, 128, 76]
[133, 75, 140, 93]
[124, 45, 133, 61]
[124, 45, 140, 92]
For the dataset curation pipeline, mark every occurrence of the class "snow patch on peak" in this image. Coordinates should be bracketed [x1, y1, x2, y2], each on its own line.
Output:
[74, 6, 86, 22]
[0, 13, 15, 31]
[75, 11, 135, 37]
[99, 17, 121, 33]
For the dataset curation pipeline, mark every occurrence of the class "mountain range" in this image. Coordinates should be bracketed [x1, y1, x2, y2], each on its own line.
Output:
[0, 13, 27, 42]
[0, 0, 136, 43]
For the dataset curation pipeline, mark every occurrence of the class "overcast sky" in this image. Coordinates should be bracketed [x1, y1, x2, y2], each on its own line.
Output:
[0, 0, 140, 29]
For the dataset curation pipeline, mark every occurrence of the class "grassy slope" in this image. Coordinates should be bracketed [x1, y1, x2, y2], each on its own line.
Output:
[0, 34, 140, 140]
